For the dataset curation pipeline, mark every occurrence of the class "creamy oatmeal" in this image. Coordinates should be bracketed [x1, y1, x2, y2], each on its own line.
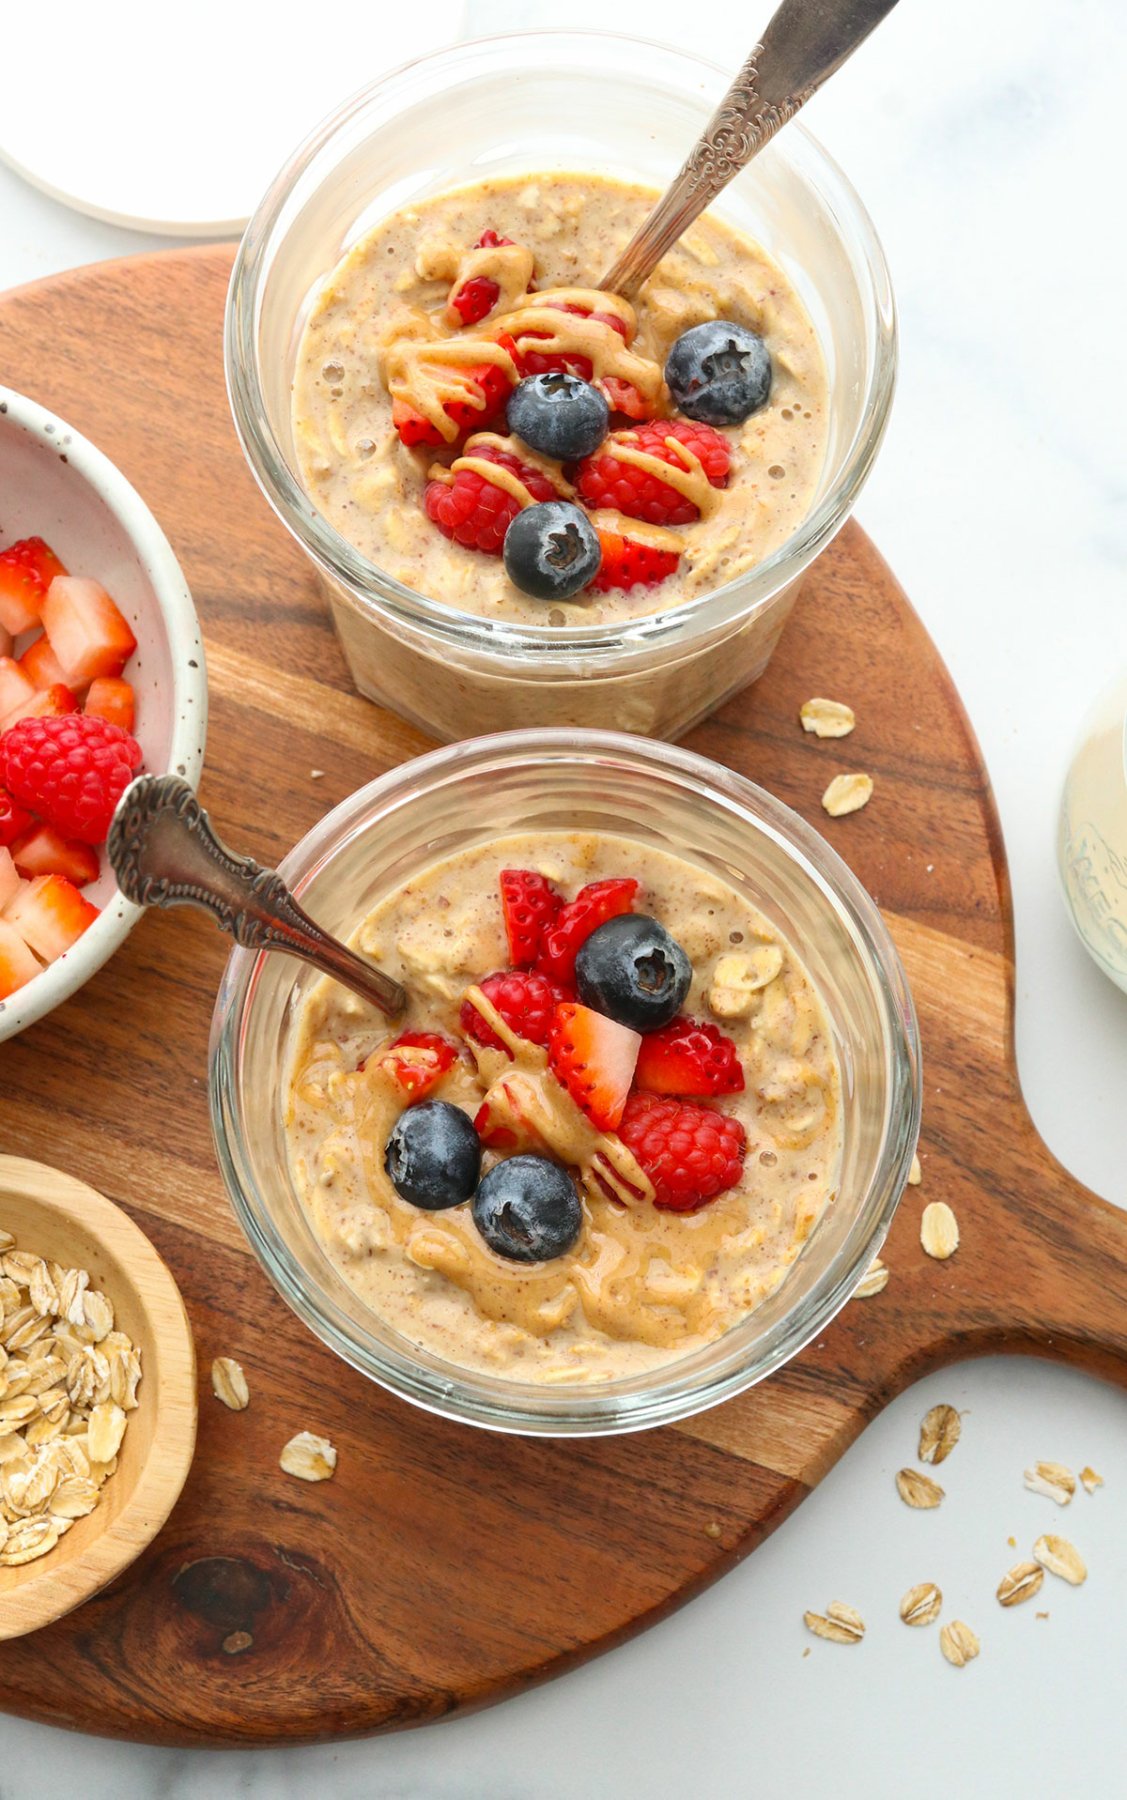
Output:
[292, 171, 828, 627]
[285, 833, 841, 1384]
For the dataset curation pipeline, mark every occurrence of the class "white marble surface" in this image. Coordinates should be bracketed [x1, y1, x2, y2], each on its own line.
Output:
[1, 0, 1125, 1792]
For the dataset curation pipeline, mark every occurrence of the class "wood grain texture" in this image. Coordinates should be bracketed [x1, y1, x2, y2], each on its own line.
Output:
[0, 247, 1124, 1743]
[0, 1156, 196, 1641]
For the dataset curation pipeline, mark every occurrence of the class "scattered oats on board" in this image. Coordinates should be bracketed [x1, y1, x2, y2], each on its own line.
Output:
[803, 1601, 865, 1644]
[1079, 1466, 1103, 1493]
[800, 697, 856, 738]
[940, 1620, 980, 1668]
[0, 1232, 140, 1567]
[918, 1403, 961, 1465]
[704, 1520, 722, 1540]
[896, 1468, 944, 1509]
[996, 1561, 1044, 1608]
[855, 1257, 889, 1298]
[899, 1581, 942, 1626]
[1024, 1460, 1075, 1506]
[907, 1152, 922, 1187]
[1033, 1534, 1086, 1585]
[280, 1431, 337, 1483]
[211, 1357, 250, 1412]
[920, 1201, 959, 1261]
[821, 772, 873, 818]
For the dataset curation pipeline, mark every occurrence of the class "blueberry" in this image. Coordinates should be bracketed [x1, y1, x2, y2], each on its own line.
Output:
[503, 501, 601, 601]
[665, 321, 772, 426]
[507, 371, 609, 461]
[384, 1100, 481, 1211]
[575, 913, 691, 1032]
[472, 1155, 582, 1263]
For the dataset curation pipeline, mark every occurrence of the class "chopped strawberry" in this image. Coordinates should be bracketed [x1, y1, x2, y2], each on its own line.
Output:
[392, 331, 519, 449]
[84, 677, 135, 734]
[0, 538, 67, 637]
[0, 847, 20, 912]
[40, 576, 137, 685]
[19, 633, 69, 692]
[474, 1079, 545, 1152]
[10, 824, 100, 887]
[3, 682, 77, 729]
[548, 1001, 641, 1131]
[618, 1091, 746, 1212]
[635, 1016, 746, 1098]
[0, 657, 36, 726]
[500, 867, 561, 966]
[5, 873, 98, 961]
[0, 917, 41, 999]
[0, 625, 11, 661]
[0, 788, 34, 848]
[374, 1029, 458, 1098]
[460, 969, 570, 1053]
[537, 877, 639, 984]
[601, 376, 652, 419]
[588, 530, 680, 594]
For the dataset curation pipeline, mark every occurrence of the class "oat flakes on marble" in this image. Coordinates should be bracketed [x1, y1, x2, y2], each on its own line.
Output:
[899, 1581, 942, 1626]
[918, 1403, 961, 1465]
[1033, 1534, 1086, 1585]
[896, 1468, 944, 1509]
[940, 1620, 980, 1667]
[1023, 1460, 1075, 1506]
[803, 1601, 865, 1644]
[1079, 1466, 1103, 1493]
[996, 1562, 1044, 1607]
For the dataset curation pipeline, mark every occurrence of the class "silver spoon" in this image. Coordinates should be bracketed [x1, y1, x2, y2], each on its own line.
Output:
[107, 775, 407, 1018]
[599, 0, 899, 296]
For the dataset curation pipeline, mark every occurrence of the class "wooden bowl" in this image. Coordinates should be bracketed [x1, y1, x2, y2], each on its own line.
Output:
[0, 1156, 196, 1640]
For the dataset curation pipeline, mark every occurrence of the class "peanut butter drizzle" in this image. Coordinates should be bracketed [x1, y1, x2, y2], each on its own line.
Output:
[445, 242, 536, 322]
[466, 432, 576, 498]
[382, 336, 519, 444]
[606, 435, 722, 519]
[497, 300, 664, 403]
[427, 434, 574, 510]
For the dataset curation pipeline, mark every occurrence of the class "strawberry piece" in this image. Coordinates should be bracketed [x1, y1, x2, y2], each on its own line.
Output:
[0, 538, 67, 637]
[424, 440, 558, 556]
[19, 633, 69, 692]
[548, 1001, 641, 1131]
[0, 847, 20, 912]
[41, 576, 137, 685]
[537, 876, 639, 984]
[393, 331, 519, 449]
[635, 1016, 745, 1098]
[3, 683, 77, 730]
[618, 1091, 746, 1212]
[575, 419, 731, 527]
[0, 713, 143, 846]
[588, 531, 680, 595]
[0, 657, 36, 726]
[474, 1078, 545, 1152]
[601, 376, 652, 419]
[460, 969, 570, 1054]
[374, 1029, 458, 1098]
[0, 788, 34, 848]
[0, 626, 11, 661]
[500, 867, 561, 965]
[0, 917, 41, 998]
[5, 872, 98, 961]
[10, 824, 99, 886]
[84, 677, 135, 734]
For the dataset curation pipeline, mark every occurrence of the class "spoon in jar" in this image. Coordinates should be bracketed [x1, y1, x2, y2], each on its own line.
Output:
[107, 774, 408, 1018]
[599, 0, 899, 297]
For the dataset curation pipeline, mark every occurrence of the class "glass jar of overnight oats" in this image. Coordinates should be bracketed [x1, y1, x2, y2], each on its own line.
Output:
[209, 731, 920, 1436]
[226, 32, 895, 744]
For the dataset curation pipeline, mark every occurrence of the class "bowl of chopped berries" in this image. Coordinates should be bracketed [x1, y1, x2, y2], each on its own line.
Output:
[210, 729, 919, 1435]
[226, 31, 895, 744]
[0, 386, 206, 1041]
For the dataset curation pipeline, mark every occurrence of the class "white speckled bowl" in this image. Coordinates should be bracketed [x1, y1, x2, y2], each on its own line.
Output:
[0, 386, 207, 1042]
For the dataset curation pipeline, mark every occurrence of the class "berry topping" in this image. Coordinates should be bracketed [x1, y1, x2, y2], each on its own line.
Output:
[601, 376, 651, 420]
[384, 1099, 482, 1211]
[393, 331, 519, 449]
[474, 1081, 545, 1153]
[376, 1029, 458, 1098]
[448, 232, 515, 328]
[617, 1091, 747, 1212]
[548, 1001, 641, 1131]
[665, 320, 772, 426]
[461, 969, 570, 1053]
[4, 873, 98, 963]
[507, 371, 609, 462]
[41, 576, 137, 685]
[423, 442, 558, 556]
[503, 501, 601, 601]
[0, 538, 67, 638]
[574, 912, 691, 1033]
[9, 824, 99, 887]
[634, 1016, 746, 1098]
[0, 787, 33, 847]
[537, 876, 639, 985]
[586, 530, 679, 594]
[0, 713, 142, 845]
[472, 1154, 583, 1262]
[500, 866, 561, 965]
[573, 419, 730, 527]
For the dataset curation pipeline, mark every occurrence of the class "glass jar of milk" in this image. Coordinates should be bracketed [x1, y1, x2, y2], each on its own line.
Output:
[1059, 674, 1127, 993]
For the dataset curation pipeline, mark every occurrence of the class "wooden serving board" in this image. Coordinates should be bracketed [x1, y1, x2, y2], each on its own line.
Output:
[1, 249, 1125, 1747]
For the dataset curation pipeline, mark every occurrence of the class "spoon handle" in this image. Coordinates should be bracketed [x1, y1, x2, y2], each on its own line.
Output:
[108, 775, 407, 1018]
[599, 0, 899, 296]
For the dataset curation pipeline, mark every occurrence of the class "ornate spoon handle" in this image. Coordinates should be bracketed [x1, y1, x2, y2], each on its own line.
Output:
[108, 776, 407, 1018]
[599, 0, 899, 296]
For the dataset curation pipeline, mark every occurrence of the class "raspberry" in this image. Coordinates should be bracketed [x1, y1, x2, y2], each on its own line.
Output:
[587, 531, 679, 594]
[371, 1030, 458, 1098]
[574, 420, 731, 527]
[449, 231, 516, 328]
[393, 332, 519, 449]
[461, 969, 571, 1053]
[516, 301, 629, 383]
[500, 867, 561, 966]
[0, 713, 142, 845]
[536, 877, 638, 984]
[618, 1092, 746, 1212]
[635, 1016, 745, 1098]
[424, 442, 558, 556]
